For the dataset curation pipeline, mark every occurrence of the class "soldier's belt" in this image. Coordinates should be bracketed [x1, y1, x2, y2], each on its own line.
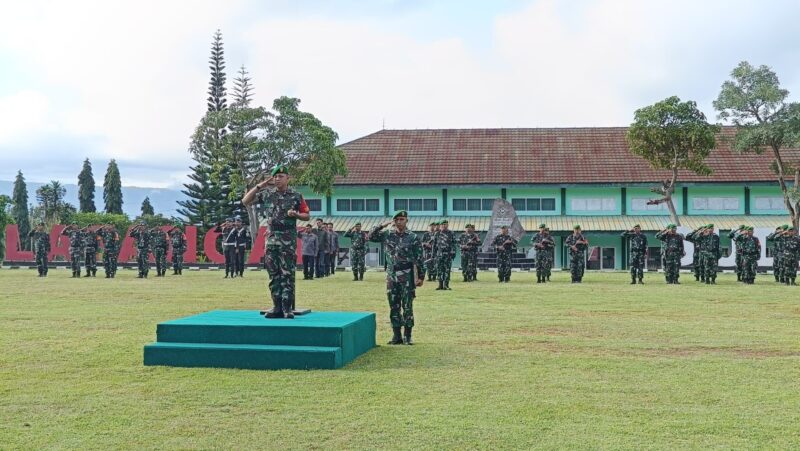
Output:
[392, 262, 413, 271]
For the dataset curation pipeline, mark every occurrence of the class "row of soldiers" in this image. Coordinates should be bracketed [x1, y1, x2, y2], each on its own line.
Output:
[760, 225, 799, 285]
[28, 222, 188, 278]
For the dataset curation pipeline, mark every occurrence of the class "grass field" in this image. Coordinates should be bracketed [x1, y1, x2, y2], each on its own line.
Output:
[1, 268, 799, 449]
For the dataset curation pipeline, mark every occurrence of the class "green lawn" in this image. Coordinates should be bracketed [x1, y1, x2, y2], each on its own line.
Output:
[1, 268, 799, 449]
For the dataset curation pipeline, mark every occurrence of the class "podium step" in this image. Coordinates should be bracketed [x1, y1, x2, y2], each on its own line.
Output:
[144, 342, 343, 370]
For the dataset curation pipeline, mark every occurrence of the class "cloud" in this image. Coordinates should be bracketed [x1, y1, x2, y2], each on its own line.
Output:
[1, 0, 800, 187]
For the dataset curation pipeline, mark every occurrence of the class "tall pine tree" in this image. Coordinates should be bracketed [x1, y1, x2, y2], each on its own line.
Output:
[233, 65, 253, 107]
[140, 196, 155, 216]
[12, 170, 31, 249]
[78, 158, 96, 212]
[179, 29, 232, 244]
[104, 159, 123, 214]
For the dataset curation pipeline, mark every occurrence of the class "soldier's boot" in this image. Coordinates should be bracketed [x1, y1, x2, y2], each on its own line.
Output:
[92, 269, 97, 277]
[631, 274, 637, 285]
[360, 271, 364, 281]
[403, 327, 414, 345]
[388, 327, 403, 345]
[353, 272, 359, 281]
[445, 280, 452, 290]
[436, 280, 444, 290]
[638, 276, 644, 284]
[791, 278, 797, 286]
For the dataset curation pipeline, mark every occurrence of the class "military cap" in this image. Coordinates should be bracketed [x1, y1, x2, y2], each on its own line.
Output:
[746, 226, 755, 231]
[441, 219, 449, 225]
[739, 224, 746, 230]
[270, 164, 288, 176]
[573, 224, 581, 230]
[538, 223, 546, 229]
[429, 222, 437, 226]
[632, 224, 641, 228]
[706, 223, 714, 229]
[392, 210, 408, 219]
[782, 224, 790, 230]
[544, 227, 550, 231]
[354, 222, 361, 227]
[666, 223, 676, 229]
[787, 226, 795, 231]
[500, 225, 509, 229]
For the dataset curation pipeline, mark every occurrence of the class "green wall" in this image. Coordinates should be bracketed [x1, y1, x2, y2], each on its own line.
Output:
[388, 188, 444, 216]
[447, 188, 502, 217]
[565, 187, 622, 216]
[749, 186, 788, 215]
[506, 188, 561, 216]
[331, 187, 385, 217]
[686, 186, 744, 215]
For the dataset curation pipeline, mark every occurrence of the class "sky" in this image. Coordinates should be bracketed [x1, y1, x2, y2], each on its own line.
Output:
[1, 0, 799, 189]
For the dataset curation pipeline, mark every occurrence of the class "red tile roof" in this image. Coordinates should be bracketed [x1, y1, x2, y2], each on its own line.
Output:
[336, 128, 799, 185]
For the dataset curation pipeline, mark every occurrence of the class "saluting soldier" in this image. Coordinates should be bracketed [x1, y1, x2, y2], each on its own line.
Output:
[698, 224, 721, 284]
[532, 223, 555, 284]
[459, 224, 481, 282]
[766, 225, 788, 283]
[565, 225, 589, 283]
[781, 226, 800, 285]
[344, 222, 369, 281]
[169, 223, 188, 275]
[28, 222, 51, 277]
[129, 221, 151, 278]
[242, 164, 310, 319]
[82, 225, 102, 277]
[655, 224, 685, 284]
[730, 225, 747, 282]
[621, 224, 648, 284]
[61, 222, 84, 278]
[369, 210, 424, 345]
[685, 226, 706, 282]
[99, 224, 121, 278]
[150, 226, 169, 277]
[493, 225, 518, 283]
[434, 219, 457, 290]
[739, 226, 761, 284]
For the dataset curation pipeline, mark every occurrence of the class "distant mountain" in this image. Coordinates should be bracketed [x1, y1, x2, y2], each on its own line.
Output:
[0, 180, 187, 219]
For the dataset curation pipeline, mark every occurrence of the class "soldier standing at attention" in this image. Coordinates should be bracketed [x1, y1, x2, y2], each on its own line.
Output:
[532, 223, 555, 284]
[242, 164, 310, 319]
[739, 226, 761, 284]
[369, 210, 424, 345]
[421, 222, 437, 281]
[300, 224, 318, 280]
[29, 222, 51, 277]
[766, 225, 788, 283]
[781, 226, 800, 285]
[215, 218, 237, 278]
[656, 224, 685, 284]
[698, 224, 721, 284]
[621, 224, 648, 284]
[493, 225, 518, 283]
[565, 225, 589, 283]
[99, 224, 120, 278]
[730, 225, 747, 282]
[129, 222, 151, 278]
[60, 222, 84, 278]
[83, 225, 102, 277]
[169, 223, 187, 276]
[234, 216, 250, 277]
[685, 225, 706, 282]
[344, 222, 368, 281]
[434, 219, 457, 290]
[150, 226, 169, 277]
[459, 224, 481, 282]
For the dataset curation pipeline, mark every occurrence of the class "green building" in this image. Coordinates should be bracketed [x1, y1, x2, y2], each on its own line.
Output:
[303, 128, 794, 271]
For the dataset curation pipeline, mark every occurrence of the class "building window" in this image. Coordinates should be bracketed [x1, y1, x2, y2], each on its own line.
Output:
[306, 199, 323, 212]
[754, 196, 785, 211]
[571, 197, 616, 211]
[630, 198, 667, 212]
[337, 198, 380, 212]
[394, 198, 438, 212]
[511, 197, 557, 212]
[692, 197, 739, 211]
[452, 198, 495, 212]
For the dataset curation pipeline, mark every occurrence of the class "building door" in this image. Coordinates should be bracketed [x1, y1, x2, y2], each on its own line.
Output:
[601, 247, 615, 270]
[587, 246, 615, 270]
[646, 247, 662, 270]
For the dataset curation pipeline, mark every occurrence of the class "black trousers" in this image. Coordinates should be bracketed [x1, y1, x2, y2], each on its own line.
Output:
[236, 246, 246, 275]
[223, 245, 236, 275]
[328, 252, 336, 274]
[303, 255, 316, 279]
[316, 251, 328, 277]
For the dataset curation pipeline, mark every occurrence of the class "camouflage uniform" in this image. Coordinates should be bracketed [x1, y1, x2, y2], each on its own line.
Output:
[434, 227, 457, 289]
[129, 226, 151, 278]
[685, 228, 704, 282]
[458, 230, 481, 282]
[28, 228, 50, 277]
[781, 232, 800, 285]
[260, 187, 309, 317]
[766, 229, 785, 283]
[739, 232, 761, 284]
[62, 227, 84, 278]
[344, 228, 368, 281]
[99, 227, 120, 278]
[493, 232, 518, 282]
[170, 228, 187, 275]
[655, 228, 684, 284]
[730, 226, 746, 282]
[82, 229, 101, 277]
[697, 230, 721, 284]
[421, 227, 438, 281]
[150, 228, 169, 277]
[532, 232, 555, 283]
[370, 219, 424, 344]
[621, 230, 647, 284]
[564, 232, 588, 283]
